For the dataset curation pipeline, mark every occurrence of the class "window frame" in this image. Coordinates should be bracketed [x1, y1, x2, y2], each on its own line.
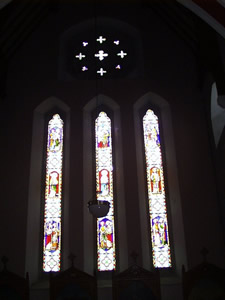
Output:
[42, 110, 66, 273]
[26, 97, 70, 283]
[133, 92, 187, 277]
[83, 95, 128, 275]
[140, 105, 174, 271]
[93, 106, 117, 272]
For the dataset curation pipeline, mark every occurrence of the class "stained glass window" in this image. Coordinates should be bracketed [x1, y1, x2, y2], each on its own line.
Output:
[95, 111, 116, 271]
[43, 114, 63, 272]
[143, 109, 171, 268]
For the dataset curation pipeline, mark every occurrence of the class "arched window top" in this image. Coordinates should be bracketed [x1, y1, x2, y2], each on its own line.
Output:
[48, 114, 64, 146]
[143, 108, 158, 122]
[43, 113, 64, 272]
[95, 111, 112, 150]
[95, 111, 116, 271]
[143, 109, 172, 268]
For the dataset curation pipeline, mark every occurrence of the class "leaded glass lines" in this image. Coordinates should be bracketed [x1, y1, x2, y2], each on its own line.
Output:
[43, 114, 63, 272]
[95, 112, 116, 271]
[143, 109, 171, 268]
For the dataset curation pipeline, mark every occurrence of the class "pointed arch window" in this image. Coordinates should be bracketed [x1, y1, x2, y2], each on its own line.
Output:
[43, 114, 64, 272]
[95, 111, 116, 271]
[143, 109, 171, 268]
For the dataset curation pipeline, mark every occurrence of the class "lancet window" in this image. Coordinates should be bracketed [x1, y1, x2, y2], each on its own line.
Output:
[143, 109, 171, 268]
[95, 111, 116, 271]
[43, 114, 64, 272]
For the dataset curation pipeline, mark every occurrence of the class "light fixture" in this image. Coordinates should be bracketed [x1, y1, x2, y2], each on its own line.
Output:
[88, 199, 110, 218]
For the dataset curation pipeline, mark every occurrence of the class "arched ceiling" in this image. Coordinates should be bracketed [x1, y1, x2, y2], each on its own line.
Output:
[1, 0, 224, 38]
[0, 0, 224, 95]
[0, 0, 12, 10]
[177, 0, 225, 38]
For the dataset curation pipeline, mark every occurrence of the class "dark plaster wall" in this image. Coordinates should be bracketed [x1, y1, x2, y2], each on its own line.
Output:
[1, 2, 224, 277]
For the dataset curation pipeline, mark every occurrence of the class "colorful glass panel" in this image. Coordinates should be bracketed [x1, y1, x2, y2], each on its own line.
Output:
[95, 112, 116, 271]
[143, 109, 171, 268]
[43, 114, 63, 272]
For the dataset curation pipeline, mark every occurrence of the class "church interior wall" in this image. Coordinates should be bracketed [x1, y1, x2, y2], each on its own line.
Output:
[1, 2, 225, 299]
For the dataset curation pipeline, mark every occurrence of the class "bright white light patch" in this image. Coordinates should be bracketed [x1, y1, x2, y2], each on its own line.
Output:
[97, 68, 107, 76]
[75, 53, 85, 60]
[97, 36, 106, 44]
[95, 50, 108, 61]
[117, 50, 127, 58]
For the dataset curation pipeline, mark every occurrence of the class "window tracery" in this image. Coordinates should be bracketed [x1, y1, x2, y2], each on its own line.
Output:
[74, 35, 128, 78]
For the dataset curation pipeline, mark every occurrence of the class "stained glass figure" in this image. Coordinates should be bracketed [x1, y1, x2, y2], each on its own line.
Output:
[95, 112, 116, 271]
[99, 169, 110, 196]
[43, 114, 63, 272]
[143, 109, 171, 268]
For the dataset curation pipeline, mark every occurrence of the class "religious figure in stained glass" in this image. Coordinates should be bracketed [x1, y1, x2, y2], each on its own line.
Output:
[44, 220, 60, 252]
[99, 169, 110, 196]
[48, 171, 59, 197]
[99, 218, 113, 251]
[145, 124, 160, 149]
[152, 216, 168, 247]
[95, 112, 116, 271]
[150, 167, 161, 194]
[143, 109, 171, 268]
[49, 126, 62, 152]
[97, 126, 110, 148]
[43, 114, 63, 272]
